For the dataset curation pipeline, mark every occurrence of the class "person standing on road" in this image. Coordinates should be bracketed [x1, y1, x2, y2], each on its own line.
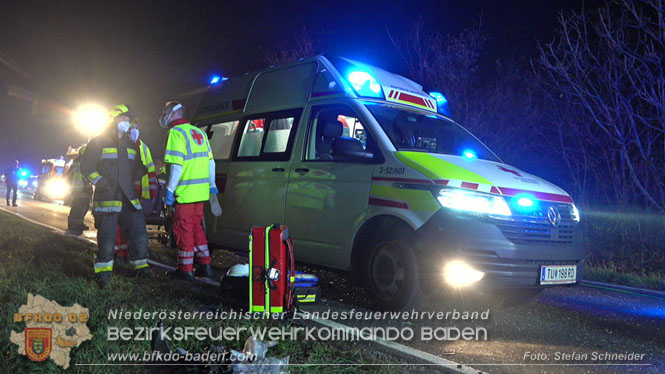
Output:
[4, 160, 20, 207]
[81, 104, 155, 288]
[160, 101, 217, 280]
[66, 145, 93, 235]
[113, 119, 158, 263]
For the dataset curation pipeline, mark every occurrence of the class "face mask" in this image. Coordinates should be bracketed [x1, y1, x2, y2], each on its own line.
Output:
[130, 128, 140, 142]
[159, 103, 183, 128]
[117, 121, 130, 134]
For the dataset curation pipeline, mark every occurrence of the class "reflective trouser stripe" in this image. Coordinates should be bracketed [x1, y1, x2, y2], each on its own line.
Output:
[94, 260, 113, 273]
[178, 258, 194, 265]
[130, 259, 148, 269]
[93, 200, 122, 213]
[130, 199, 141, 210]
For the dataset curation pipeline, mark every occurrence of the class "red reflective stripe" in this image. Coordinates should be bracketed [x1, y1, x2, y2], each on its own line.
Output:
[368, 197, 409, 210]
[498, 187, 574, 203]
[461, 182, 479, 190]
[433, 180, 449, 185]
[490, 186, 501, 194]
[397, 92, 427, 107]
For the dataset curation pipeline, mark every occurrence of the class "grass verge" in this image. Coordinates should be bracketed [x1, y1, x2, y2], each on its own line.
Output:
[585, 265, 665, 291]
[0, 211, 414, 373]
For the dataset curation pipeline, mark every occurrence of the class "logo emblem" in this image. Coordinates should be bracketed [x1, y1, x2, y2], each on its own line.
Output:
[547, 206, 561, 227]
[25, 328, 52, 362]
[191, 130, 205, 145]
[497, 166, 522, 177]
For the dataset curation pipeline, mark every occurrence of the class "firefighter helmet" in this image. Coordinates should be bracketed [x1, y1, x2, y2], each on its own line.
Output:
[109, 104, 136, 121]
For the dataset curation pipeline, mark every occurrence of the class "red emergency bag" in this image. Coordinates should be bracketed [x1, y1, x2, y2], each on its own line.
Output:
[249, 224, 295, 313]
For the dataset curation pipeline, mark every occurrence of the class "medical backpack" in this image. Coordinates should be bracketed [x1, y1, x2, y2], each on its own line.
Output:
[249, 224, 295, 313]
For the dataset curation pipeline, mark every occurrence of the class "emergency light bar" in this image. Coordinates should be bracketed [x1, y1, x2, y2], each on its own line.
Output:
[429, 91, 452, 117]
[347, 71, 384, 99]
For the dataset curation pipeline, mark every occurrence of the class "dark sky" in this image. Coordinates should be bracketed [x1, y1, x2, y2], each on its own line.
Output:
[0, 0, 591, 172]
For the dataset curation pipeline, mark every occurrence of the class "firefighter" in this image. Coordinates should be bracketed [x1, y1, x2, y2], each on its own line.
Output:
[160, 101, 217, 280]
[113, 120, 158, 263]
[66, 145, 93, 235]
[81, 104, 154, 288]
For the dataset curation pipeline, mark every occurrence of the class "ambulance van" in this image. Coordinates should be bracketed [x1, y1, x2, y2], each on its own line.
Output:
[192, 56, 584, 310]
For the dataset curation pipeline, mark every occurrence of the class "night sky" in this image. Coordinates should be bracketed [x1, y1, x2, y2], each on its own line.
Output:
[0, 0, 591, 172]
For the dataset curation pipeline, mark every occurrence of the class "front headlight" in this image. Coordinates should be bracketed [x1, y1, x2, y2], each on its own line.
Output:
[571, 204, 580, 223]
[437, 188, 512, 216]
[45, 180, 70, 199]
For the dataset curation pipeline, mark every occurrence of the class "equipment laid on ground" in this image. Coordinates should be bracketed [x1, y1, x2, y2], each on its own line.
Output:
[293, 271, 320, 305]
[249, 224, 295, 314]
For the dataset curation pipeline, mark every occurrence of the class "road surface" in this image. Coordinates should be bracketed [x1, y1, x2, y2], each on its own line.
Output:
[1, 186, 663, 374]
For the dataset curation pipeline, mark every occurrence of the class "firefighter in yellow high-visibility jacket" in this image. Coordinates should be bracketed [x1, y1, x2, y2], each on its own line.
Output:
[114, 120, 158, 262]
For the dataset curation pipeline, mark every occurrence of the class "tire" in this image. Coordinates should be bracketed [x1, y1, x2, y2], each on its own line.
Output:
[362, 237, 422, 311]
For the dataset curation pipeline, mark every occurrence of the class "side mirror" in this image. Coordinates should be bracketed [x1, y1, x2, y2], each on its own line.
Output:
[332, 138, 374, 163]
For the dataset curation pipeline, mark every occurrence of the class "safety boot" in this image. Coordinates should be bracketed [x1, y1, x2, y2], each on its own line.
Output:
[195, 264, 212, 278]
[171, 269, 194, 281]
[95, 272, 112, 289]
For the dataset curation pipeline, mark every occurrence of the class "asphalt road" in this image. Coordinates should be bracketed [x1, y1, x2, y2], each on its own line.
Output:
[1, 187, 664, 374]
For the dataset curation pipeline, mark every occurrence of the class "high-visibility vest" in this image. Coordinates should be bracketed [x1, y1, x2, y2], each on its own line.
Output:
[164, 123, 213, 203]
[137, 140, 157, 200]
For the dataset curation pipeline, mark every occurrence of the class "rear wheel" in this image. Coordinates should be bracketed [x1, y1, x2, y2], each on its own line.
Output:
[363, 237, 422, 310]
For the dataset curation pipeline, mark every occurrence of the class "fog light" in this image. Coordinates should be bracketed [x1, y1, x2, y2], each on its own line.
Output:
[443, 260, 485, 287]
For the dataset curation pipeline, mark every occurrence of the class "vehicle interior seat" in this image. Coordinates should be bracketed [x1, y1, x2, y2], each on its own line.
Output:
[315, 113, 343, 160]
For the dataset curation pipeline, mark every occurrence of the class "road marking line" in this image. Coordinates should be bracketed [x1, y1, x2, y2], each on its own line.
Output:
[0, 205, 484, 374]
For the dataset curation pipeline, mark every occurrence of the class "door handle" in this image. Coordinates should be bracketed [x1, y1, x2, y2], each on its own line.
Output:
[294, 168, 309, 173]
[272, 167, 285, 172]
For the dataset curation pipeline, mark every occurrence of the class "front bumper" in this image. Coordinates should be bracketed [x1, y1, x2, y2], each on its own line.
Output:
[415, 209, 586, 289]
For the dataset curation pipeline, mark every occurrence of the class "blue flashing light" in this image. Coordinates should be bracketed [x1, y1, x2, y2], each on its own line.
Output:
[429, 91, 452, 117]
[462, 149, 477, 159]
[517, 197, 534, 207]
[19, 169, 29, 178]
[209, 76, 228, 85]
[347, 71, 384, 98]
[514, 194, 539, 212]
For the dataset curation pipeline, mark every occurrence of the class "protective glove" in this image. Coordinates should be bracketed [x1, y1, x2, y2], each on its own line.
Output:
[210, 186, 219, 195]
[165, 189, 175, 206]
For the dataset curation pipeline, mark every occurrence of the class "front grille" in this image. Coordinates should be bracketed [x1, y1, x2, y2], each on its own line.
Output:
[493, 201, 577, 244]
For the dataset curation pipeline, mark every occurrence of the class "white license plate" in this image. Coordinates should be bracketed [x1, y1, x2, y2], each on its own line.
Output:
[540, 265, 577, 285]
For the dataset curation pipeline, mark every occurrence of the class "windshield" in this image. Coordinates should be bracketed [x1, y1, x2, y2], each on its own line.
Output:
[366, 103, 500, 162]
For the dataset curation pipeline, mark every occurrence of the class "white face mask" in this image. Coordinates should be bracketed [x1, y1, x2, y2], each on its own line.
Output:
[130, 128, 140, 142]
[117, 121, 130, 134]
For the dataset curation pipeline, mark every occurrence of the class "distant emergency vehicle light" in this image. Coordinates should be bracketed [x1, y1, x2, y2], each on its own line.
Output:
[347, 71, 384, 99]
[209, 75, 228, 85]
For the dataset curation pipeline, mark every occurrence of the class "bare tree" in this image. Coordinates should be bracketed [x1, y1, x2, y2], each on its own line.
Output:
[262, 28, 316, 66]
[538, 0, 665, 211]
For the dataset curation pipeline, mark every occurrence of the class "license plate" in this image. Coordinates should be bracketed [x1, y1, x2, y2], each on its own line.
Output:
[540, 265, 577, 285]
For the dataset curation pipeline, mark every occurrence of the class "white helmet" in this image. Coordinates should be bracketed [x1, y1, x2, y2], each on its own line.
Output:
[225, 263, 249, 277]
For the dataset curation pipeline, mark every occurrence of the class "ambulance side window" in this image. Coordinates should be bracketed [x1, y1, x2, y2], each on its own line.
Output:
[305, 105, 378, 162]
[237, 119, 266, 157]
[209, 121, 240, 159]
[234, 109, 302, 161]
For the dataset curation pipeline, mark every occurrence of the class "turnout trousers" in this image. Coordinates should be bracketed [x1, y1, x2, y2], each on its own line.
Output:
[93, 199, 149, 276]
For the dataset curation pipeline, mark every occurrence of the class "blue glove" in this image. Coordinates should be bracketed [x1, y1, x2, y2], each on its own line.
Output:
[210, 186, 219, 195]
[165, 189, 175, 206]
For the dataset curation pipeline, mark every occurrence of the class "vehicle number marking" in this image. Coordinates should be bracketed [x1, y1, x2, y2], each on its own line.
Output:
[378, 166, 405, 175]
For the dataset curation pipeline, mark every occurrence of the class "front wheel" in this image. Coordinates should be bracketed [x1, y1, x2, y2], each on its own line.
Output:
[363, 238, 422, 311]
